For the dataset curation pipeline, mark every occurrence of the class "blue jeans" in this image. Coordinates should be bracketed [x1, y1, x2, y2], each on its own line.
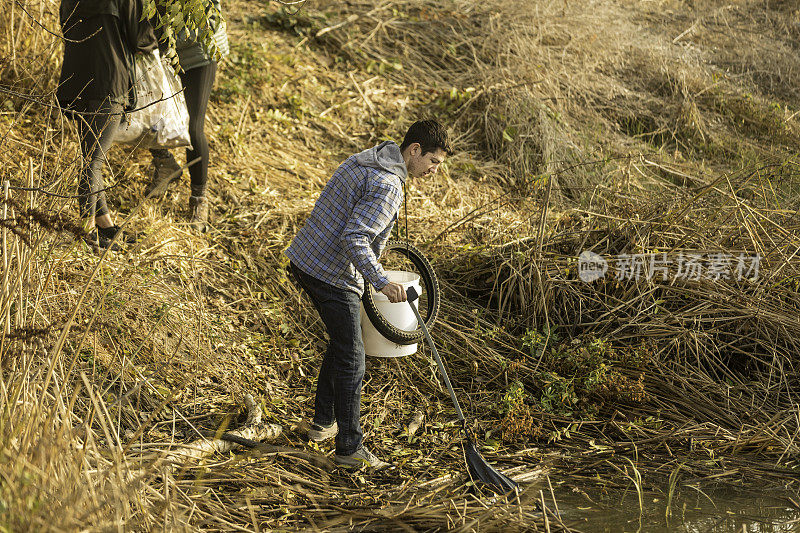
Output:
[290, 263, 364, 455]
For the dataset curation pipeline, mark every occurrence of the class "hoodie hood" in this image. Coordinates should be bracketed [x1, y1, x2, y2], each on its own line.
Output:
[354, 141, 408, 182]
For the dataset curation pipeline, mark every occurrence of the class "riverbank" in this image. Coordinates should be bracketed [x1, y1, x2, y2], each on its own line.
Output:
[1, 0, 799, 530]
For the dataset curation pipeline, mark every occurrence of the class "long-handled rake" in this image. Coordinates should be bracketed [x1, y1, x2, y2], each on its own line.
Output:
[406, 286, 518, 495]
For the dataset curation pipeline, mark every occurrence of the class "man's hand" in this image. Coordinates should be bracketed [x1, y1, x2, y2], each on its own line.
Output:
[380, 282, 407, 303]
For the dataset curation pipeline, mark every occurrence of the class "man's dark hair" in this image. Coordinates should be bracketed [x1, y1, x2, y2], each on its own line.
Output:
[400, 120, 452, 156]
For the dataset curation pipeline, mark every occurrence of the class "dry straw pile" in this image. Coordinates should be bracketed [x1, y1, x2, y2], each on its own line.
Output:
[2, 0, 800, 530]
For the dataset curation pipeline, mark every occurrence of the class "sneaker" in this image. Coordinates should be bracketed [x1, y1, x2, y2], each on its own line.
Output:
[145, 151, 182, 198]
[334, 446, 391, 471]
[308, 421, 338, 442]
[84, 229, 120, 251]
[189, 195, 209, 233]
[98, 225, 136, 244]
[83, 226, 136, 252]
[83, 225, 135, 250]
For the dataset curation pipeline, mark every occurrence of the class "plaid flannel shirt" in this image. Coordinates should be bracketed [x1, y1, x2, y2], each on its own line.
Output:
[286, 154, 404, 296]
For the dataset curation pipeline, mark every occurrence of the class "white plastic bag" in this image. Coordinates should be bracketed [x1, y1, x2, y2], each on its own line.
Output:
[116, 49, 192, 149]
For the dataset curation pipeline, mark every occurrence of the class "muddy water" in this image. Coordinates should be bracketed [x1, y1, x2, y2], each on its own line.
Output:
[553, 487, 800, 532]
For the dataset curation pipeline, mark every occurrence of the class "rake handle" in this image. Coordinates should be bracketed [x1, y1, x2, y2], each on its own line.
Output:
[407, 287, 465, 422]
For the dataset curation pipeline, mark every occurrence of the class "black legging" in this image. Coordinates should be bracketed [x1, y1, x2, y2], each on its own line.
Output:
[77, 101, 122, 219]
[152, 60, 217, 198]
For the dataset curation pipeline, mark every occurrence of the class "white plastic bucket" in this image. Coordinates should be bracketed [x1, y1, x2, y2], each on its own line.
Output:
[360, 270, 421, 357]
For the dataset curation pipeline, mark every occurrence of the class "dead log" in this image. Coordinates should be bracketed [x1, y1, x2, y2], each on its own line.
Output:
[173, 393, 282, 463]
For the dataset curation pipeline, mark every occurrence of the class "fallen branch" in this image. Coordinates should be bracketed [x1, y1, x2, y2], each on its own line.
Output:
[175, 394, 282, 463]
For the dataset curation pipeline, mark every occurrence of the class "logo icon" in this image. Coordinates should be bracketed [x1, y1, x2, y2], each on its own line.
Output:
[578, 251, 608, 282]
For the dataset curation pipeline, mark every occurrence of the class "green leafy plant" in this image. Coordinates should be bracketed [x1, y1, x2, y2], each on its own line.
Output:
[528, 336, 648, 417]
[521, 325, 559, 358]
[143, 0, 226, 68]
[500, 380, 526, 415]
[432, 87, 475, 116]
[538, 372, 578, 414]
[498, 380, 544, 441]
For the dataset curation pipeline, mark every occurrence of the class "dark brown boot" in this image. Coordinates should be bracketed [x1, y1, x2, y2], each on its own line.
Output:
[145, 151, 182, 198]
[189, 195, 209, 233]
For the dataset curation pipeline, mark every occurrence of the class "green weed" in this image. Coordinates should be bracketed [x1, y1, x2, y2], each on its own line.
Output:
[526, 336, 648, 417]
[213, 43, 270, 100]
[432, 87, 476, 116]
[498, 380, 545, 441]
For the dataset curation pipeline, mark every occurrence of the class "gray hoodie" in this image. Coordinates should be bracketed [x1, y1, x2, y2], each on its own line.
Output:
[354, 141, 408, 183]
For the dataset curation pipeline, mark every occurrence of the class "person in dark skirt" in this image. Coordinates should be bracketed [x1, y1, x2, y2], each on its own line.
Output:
[57, 0, 156, 249]
[146, 0, 229, 234]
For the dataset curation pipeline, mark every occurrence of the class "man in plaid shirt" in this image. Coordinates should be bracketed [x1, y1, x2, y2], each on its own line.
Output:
[286, 120, 451, 470]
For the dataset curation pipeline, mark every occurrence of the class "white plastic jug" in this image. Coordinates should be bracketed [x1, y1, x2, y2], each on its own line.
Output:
[360, 270, 421, 357]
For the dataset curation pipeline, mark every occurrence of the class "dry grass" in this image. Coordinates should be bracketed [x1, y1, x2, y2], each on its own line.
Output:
[2, 0, 800, 530]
